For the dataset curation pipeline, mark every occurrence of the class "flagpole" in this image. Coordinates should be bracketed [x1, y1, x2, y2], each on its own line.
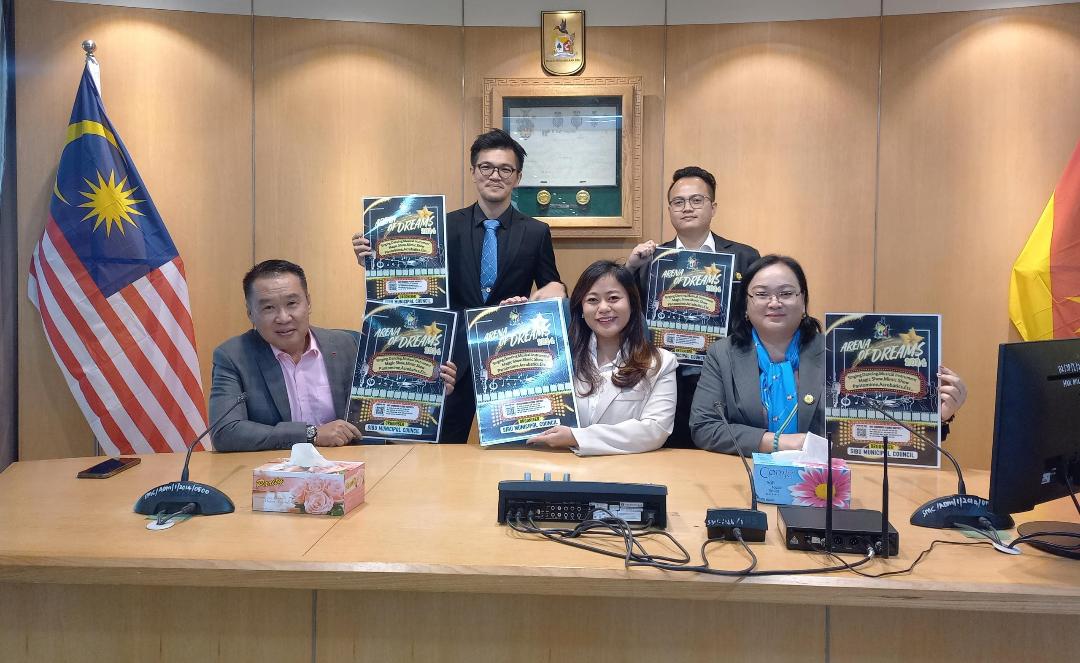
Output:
[82, 38, 103, 458]
[81, 39, 100, 92]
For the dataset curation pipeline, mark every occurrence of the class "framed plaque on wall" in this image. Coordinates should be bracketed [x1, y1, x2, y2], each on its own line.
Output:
[483, 77, 642, 238]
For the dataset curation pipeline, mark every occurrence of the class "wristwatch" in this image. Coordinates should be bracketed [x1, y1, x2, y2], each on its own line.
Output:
[305, 425, 318, 444]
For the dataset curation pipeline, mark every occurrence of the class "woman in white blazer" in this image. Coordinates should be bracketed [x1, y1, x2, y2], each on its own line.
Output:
[527, 260, 677, 455]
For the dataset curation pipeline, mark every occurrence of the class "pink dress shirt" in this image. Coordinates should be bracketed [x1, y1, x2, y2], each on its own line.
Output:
[271, 333, 337, 426]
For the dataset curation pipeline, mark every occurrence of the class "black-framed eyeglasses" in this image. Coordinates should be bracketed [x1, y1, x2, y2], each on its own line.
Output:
[475, 163, 518, 179]
[668, 194, 711, 210]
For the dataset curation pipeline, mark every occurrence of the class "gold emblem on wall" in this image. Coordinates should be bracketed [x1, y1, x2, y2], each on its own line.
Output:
[536, 189, 552, 206]
[575, 189, 590, 206]
[541, 11, 585, 76]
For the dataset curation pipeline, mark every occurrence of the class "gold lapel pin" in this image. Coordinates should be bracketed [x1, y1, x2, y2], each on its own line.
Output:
[803, 394, 814, 404]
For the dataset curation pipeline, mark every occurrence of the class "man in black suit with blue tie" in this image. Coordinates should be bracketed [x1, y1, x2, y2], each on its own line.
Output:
[626, 166, 761, 448]
[354, 129, 565, 442]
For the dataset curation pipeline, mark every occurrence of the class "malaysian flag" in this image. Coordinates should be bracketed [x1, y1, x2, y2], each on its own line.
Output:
[27, 60, 207, 455]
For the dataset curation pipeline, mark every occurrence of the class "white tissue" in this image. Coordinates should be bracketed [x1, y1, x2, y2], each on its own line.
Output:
[802, 432, 830, 462]
[288, 442, 335, 468]
[771, 432, 830, 464]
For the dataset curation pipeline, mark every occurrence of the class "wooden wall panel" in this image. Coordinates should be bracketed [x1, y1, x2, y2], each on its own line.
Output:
[15, 0, 253, 460]
[14, 4, 1080, 469]
[463, 26, 667, 291]
[664, 19, 880, 321]
[876, 4, 1080, 469]
[317, 590, 824, 663]
[253, 18, 465, 333]
[830, 606, 1080, 662]
[0, 583, 312, 663]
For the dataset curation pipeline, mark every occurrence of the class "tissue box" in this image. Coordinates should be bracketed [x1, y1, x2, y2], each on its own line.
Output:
[751, 453, 852, 508]
[252, 459, 365, 516]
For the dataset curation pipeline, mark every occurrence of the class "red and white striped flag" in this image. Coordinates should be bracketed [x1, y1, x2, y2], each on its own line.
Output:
[27, 62, 207, 455]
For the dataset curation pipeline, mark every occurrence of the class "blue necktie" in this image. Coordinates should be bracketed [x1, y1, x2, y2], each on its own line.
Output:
[480, 219, 499, 301]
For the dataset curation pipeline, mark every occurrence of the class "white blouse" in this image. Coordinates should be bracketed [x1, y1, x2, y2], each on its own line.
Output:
[570, 334, 679, 456]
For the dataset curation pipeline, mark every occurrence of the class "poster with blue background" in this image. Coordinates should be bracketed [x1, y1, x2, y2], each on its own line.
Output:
[466, 300, 578, 446]
[347, 302, 456, 443]
[362, 195, 449, 309]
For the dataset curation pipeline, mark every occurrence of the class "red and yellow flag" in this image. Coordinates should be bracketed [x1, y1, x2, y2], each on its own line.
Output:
[1010, 139, 1080, 340]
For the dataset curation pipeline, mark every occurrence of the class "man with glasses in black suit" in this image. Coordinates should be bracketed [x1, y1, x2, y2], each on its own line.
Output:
[354, 129, 565, 443]
[626, 165, 761, 448]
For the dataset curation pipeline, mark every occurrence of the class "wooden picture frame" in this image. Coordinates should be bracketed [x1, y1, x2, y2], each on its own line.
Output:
[483, 77, 643, 238]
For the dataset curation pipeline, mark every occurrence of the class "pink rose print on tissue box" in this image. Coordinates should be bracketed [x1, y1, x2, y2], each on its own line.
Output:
[251, 459, 365, 516]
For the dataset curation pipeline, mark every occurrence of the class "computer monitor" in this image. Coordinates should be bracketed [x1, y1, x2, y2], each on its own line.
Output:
[989, 338, 1080, 558]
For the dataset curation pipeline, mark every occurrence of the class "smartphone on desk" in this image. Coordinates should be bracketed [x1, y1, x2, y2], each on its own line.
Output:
[77, 457, 140, 479]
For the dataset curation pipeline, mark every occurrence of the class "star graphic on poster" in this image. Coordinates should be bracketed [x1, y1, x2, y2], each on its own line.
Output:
[899, 327, 924, 347]
[703, 264, 720, 276]
[530, 314, 551, 335]
[423, 322, 440, 337]
[416, 206, 434, 221]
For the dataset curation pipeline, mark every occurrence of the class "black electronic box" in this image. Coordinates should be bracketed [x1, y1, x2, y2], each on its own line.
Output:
[498, 479, 668, 528]
[778, 505, 899, 555]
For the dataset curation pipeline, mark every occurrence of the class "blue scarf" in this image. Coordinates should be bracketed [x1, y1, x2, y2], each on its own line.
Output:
[752, 328, 801, 434]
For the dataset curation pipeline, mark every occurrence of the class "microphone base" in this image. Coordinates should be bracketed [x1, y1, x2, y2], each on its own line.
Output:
[909, 494, 1014, 530]
[133, 481, 235, 516]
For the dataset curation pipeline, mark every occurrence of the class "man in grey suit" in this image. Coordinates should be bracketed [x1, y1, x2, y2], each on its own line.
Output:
[210, 259, 455, 452]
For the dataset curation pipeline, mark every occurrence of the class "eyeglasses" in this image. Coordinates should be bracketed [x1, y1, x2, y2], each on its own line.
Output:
[748, 290, 802, 304]
[668, 195, 711, 210]
[475, 163, 518, 179]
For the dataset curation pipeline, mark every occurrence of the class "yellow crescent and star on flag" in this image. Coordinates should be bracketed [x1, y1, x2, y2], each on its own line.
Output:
[54, 118, 146, 238]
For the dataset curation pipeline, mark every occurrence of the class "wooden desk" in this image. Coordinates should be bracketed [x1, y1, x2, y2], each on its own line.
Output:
[0, 445, 1077, 662]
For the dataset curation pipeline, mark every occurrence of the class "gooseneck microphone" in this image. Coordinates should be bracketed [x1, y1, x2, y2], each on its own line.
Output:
[849, 394, 1014, 531]
[179, 394, 247, 482]
[134, 393, 247, 521]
